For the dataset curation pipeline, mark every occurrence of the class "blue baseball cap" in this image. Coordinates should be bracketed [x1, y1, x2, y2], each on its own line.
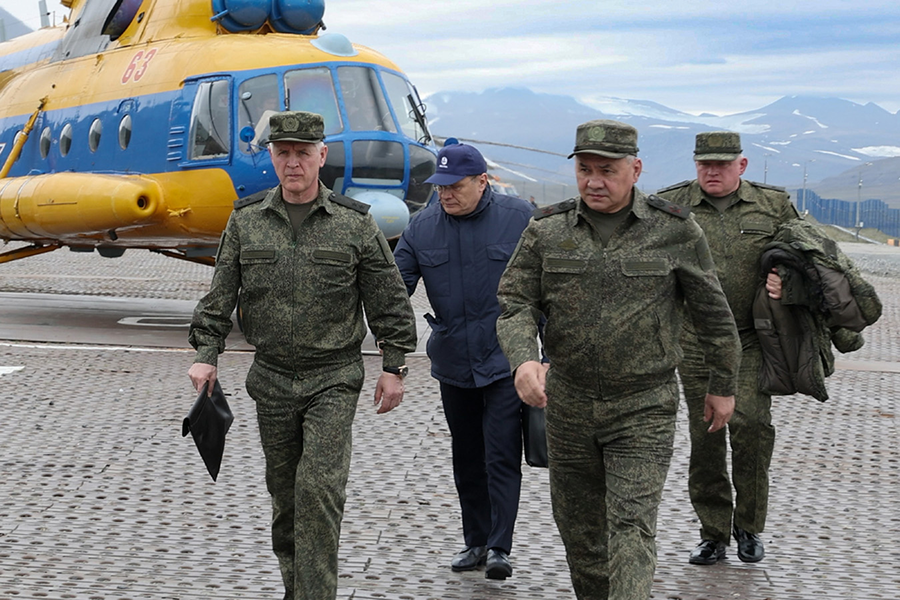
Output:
[425, 143, 487, 186]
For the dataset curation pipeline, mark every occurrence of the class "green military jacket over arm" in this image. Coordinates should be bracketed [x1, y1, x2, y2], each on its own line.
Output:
[189, 182, 416, 373]
[657, 179, 799, 331]
[496, 189, 740, 399]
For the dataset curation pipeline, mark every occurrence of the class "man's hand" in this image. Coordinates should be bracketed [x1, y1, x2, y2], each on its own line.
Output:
[704, 393, 735, 433]
[514, 361, 549, 408]
[188, 363, 218, 396]
[374, 373, 404, 414]
[766, 268, 783, 300]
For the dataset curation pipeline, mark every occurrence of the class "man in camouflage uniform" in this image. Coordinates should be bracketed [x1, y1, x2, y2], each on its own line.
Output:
[188, 111, 417, 600]
[496, 120, 741, 600]
[658, 132, 799, 565]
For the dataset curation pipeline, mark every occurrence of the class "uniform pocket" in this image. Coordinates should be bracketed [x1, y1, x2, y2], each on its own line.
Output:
[311, 249, 353, 265]
[309, 247, 356, 291]
[418, 248, 451, 297]
[621, 259, 669, 276]
[543, 256, 588, 274]
[240, 246, 280, 298]
[419, 248, 449, 267]
[240, 247, 277, 264]
[740, 219, 774, 235]
[486, 242, 517, 263]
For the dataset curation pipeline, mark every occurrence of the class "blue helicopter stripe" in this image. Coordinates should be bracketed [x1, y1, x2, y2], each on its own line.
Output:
[0, 40, 61, 73]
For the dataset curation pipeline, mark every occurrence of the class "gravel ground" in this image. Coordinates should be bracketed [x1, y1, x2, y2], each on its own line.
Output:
[839, 242, 900, 279]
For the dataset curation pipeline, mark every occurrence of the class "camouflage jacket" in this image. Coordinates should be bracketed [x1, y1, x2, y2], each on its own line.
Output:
[496, 189, 740, 398]
[189, 182, 417, 373]
[753, 218, 883, 401]
[657, 179, 799, 331]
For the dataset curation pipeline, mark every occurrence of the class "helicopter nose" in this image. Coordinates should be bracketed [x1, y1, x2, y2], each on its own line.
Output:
[347, 190, 410, 239]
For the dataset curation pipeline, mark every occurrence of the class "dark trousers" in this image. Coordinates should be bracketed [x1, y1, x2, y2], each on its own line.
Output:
[440, 377, 523, 553]
[246, 358, 365, 600]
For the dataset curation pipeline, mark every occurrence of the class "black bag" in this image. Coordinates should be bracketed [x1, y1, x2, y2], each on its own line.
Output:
[521, 404, 548, 468]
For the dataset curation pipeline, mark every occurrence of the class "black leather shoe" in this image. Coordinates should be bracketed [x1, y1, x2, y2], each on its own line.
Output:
[689, 539, 727, 565]
[733, 526, 764, 563]
[451, 546, 487, 571]
[485, 548, 512, 580]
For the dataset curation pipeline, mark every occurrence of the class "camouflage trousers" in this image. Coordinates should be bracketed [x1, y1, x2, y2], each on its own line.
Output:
[545, 373, 677, 600]
[679, 332, 774, 542]
[246, 357, 365, 600]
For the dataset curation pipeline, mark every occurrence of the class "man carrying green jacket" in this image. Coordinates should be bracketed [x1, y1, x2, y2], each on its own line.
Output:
[658, 131, 799, 565]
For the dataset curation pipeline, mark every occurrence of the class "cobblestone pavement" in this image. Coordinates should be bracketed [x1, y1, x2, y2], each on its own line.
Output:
[1, 243, 899, 599]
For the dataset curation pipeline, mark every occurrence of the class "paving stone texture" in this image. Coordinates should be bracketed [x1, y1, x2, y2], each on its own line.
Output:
[1, 242, 899, 599]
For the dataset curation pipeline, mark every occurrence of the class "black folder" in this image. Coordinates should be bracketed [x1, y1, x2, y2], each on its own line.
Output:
[182, 380, 234, 481]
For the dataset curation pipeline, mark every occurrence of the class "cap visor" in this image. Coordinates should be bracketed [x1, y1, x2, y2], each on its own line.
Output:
[424, 173, 467, 185]
[694, 153, 740, 162]
[568, 149, 630, 159]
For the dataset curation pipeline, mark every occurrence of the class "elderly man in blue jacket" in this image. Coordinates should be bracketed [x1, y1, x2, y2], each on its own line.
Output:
[394, 142, 534, 580]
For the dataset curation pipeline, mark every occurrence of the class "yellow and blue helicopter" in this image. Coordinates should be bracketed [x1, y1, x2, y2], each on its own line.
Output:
[0, 0, 437, 266]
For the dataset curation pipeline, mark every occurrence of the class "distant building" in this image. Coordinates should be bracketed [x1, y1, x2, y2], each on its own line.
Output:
[799, 190, 900, 238]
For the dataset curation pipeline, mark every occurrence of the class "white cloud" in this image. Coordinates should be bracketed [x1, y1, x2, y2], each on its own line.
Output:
[2, 0, 897, 115]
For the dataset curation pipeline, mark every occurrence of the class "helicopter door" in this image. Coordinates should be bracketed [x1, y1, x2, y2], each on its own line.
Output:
[186, 78, 232, 162]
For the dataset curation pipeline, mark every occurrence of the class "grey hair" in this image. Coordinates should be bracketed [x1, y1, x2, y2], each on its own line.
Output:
[268, 140, 326, 151]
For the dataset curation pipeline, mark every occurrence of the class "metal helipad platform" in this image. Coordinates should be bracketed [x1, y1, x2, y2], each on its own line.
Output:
[0, 245, 898, 599]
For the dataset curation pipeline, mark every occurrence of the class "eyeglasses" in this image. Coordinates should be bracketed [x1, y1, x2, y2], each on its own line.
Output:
[435, 175, 479, 194]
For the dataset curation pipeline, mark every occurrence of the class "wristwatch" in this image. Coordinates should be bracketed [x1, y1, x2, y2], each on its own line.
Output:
[383, 365, 409, 378]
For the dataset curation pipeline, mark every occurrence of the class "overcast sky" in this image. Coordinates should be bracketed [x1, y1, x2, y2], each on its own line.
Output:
[3, 0, 899, 116]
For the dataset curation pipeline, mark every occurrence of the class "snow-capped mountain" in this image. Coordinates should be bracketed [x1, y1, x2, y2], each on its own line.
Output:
[423, 88, 900, 204]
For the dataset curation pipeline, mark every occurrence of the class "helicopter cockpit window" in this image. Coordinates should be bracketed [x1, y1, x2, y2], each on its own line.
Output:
[189, 80, 231, 160]
[60, 123, 72, 157]
[350, 140, 404, 184]
[408, 145, 438, 210]
[337, 67, 396, 133]
[320, 141, 345, 192]
[89, 119, 103, 153]
[284, 67, 342, 135]
[381, 72, 428, 141]
[102, 0, 143, 41]
[238, 74, 280, 154]
[40, 126, 52, 159]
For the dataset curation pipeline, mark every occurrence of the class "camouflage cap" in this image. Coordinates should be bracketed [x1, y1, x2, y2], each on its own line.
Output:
[268, 111, 326, 143]
[694, 131, 742, 161]
[568, 119, 639, 159]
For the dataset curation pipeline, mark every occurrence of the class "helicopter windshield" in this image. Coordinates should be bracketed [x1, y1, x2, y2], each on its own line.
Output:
[336, 66, 396, 133]
[284, 67, 343, 134]
[238, 66, 431, 150]
[238, 74, 280, 153]
[381, 72, 429, 142]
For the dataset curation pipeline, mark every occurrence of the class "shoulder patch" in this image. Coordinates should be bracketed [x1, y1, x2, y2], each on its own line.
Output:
[534, 199, 577, 220]
[330, 193, 370, 214]
[646, 194, 691, 219]
[747, 180, 787, 193]
[655, 180, 692, 194]
[233, 189, 269, 209]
